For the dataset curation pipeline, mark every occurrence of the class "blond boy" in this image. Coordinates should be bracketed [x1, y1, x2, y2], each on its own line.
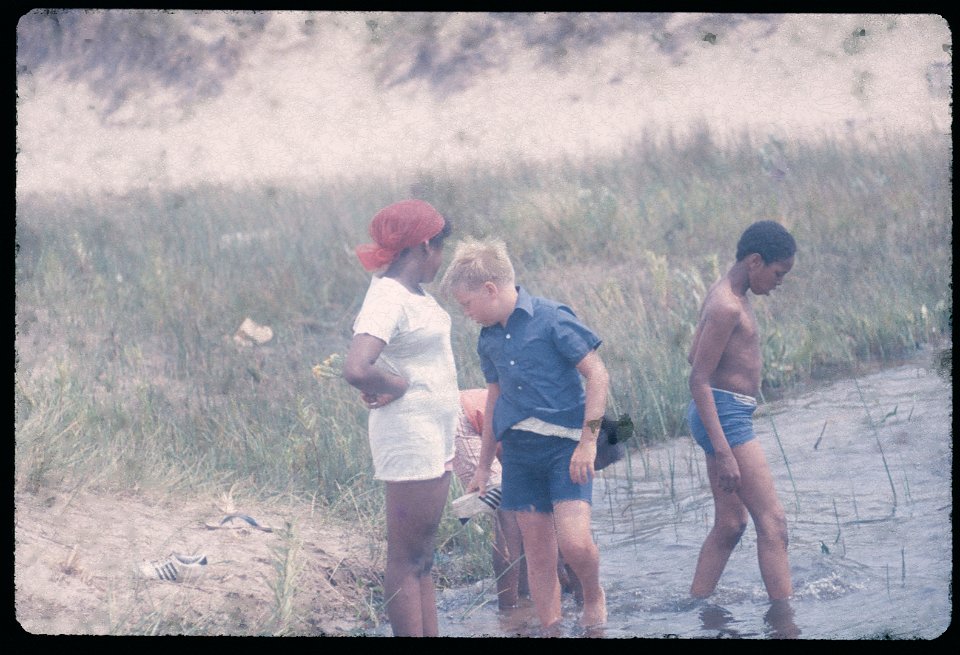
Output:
[441, 239, 608, 632]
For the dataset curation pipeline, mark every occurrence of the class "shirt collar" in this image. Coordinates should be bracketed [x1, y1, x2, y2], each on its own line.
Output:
[512, 286, 534, 317]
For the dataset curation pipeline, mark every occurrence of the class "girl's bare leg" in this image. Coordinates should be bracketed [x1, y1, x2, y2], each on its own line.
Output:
[384, 472, 451, 636]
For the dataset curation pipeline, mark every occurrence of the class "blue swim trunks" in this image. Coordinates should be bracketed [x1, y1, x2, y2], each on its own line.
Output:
[500, 429, 593, 513]
[686, 388, 758, 455]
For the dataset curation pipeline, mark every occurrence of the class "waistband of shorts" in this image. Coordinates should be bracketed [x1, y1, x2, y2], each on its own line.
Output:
[503, 427, 575, 442]
[511, 417, 582, 441]
[711, 387, 758, 406]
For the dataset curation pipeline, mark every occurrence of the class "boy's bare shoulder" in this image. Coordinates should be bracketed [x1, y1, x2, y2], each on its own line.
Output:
[702, 281, 743, 320]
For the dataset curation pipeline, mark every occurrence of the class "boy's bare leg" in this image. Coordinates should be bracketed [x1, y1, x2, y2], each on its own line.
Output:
[493, 509, 523, 608]
[518, 546, 530, 597]
[384, 473, 451, 636]
[691, 454, 749, 598]
[554, 500, 606, 627]
[691, 440, 792, 600]
[733, 440, 792, 600]
[514, 511, 562, 628]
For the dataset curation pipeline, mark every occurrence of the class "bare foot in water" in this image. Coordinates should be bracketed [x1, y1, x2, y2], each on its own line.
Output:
[538, 619, 563, 638]
[580, 586, 607, 629]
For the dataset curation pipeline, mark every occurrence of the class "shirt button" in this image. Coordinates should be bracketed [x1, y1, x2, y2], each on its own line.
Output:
[506, 334, 511, 339]
[517, 385, 523, 390]
[509, 360, 515, 366]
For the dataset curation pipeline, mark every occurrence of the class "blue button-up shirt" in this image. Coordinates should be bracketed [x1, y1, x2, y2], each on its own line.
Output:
[478, 286, 602, 440]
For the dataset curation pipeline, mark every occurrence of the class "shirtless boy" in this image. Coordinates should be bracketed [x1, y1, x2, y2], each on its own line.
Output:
[686, 220, 796, 602]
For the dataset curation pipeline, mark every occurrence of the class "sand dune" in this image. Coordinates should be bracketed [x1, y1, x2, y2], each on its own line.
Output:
[15, 12, 951, 196]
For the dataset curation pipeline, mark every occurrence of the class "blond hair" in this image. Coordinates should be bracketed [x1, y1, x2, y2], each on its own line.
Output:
[440, 238, 516, 295]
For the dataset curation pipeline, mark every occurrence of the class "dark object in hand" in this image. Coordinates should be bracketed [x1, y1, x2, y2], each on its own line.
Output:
[595, 414, 634, 471]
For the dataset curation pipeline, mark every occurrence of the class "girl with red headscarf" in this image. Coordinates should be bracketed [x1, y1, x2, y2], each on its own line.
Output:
[343, 199, 457, 637]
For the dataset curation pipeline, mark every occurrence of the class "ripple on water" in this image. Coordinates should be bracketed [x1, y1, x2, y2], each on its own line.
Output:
[794, 571, 866, 601]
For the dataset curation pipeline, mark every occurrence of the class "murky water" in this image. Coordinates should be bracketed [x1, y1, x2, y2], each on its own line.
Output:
[429, 353, 952, 638]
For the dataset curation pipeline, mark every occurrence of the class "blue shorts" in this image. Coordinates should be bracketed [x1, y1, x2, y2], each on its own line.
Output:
[686, 388, 758, 455]
[500, 429, 593, 513]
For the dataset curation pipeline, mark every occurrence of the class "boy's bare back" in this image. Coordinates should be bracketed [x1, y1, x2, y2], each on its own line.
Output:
[688, 276, 762, 398]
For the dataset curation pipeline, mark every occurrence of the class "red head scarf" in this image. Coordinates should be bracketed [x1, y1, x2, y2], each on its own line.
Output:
[355, 200, 446, 272]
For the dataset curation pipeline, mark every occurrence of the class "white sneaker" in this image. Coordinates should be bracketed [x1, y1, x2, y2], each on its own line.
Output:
[451, 487, 502, 524]
[140, 553, 208, 583]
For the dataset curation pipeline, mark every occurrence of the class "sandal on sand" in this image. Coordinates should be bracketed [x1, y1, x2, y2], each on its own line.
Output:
[203, 513, 274, 532]
[140, 553, 208, 583]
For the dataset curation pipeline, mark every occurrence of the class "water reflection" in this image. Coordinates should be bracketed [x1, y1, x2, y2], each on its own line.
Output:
[763, 599, 800, 639]
[693, 599, 799, 639]
[698, 602, 743, 638]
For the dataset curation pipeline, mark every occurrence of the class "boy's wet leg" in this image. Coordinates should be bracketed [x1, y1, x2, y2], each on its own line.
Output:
[733, 440, 792, 600]
[691, 453, 749, 598]
[514, 510, 562, 629]
[554, 500, 606, 627]
[492, 509, 524, 609]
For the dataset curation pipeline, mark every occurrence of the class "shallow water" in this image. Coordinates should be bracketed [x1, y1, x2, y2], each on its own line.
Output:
[430, 354, 952, 638]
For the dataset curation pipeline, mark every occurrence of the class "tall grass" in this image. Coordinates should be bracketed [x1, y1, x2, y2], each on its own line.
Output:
[15, 127, 952, 587]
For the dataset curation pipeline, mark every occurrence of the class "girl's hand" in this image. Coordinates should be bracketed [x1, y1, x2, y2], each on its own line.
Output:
[361, 391, 401, 409]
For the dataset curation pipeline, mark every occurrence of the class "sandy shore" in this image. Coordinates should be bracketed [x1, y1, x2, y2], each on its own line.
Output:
[15, 486, 381, 635]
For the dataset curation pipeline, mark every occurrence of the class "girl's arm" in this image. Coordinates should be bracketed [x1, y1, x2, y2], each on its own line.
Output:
[342, 333, 408, 408]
